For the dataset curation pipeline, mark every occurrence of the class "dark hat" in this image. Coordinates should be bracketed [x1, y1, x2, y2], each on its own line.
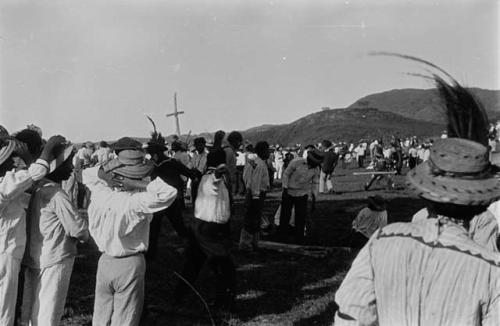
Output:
[307, 149, 324, 165]
[368, 195, 386, 211]
[112, 137, 143, 151]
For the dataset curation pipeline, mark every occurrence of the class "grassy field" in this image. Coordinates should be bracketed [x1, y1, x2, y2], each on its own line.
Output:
[60, 165, 424, 326]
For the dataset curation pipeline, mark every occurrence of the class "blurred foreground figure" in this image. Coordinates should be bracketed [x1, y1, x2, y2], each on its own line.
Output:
[335, 56, 500, 326]
[0, 132, 66, 326]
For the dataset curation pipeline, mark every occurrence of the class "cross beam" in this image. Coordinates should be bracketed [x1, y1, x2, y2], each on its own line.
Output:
[166, 92, 184, 136]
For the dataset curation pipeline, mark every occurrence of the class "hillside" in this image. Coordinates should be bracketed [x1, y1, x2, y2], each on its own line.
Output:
[241, 108, 444, 146]
[348, 88, 500, 123]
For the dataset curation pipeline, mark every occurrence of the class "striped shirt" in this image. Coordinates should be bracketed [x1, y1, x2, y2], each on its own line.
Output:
[335, 219, 500, 326]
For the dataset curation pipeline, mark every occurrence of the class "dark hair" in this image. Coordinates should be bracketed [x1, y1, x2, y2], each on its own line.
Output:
[213, 130, 225, 149]
[255, 141, 270, 159]
[14, 129, 43, 157]
[194, 137, 206, 146]
[322, 140, 332, 148]
[245, 144, 254, 152]
[207, 148, 226, 168]
[171, 141, 182, 151]
[427, 201, 487, 222]
[227, 131, 243, 147]
[99, 141, 109, 148]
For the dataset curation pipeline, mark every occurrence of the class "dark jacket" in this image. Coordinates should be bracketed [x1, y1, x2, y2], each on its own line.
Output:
[321, 149, 338, 174]
[154, 158, 199, 196]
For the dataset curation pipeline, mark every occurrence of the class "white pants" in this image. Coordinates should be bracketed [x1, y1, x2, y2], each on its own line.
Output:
[93, 254, 145, 326]
[319, 171, 333, 193]
[0, 253, 21, 326]
[21, 257, 75, 326]
[274, 162, 284, 180]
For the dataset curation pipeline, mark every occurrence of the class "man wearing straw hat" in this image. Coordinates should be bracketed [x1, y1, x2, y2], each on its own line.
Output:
[334, 60, 500, 325]
[0, 132, 66, 326]
[82, 137, 177, 326]
[21, 139, 89, 326]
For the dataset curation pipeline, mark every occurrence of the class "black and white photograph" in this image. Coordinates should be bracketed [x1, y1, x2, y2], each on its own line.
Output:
[1, 0, 499, 325]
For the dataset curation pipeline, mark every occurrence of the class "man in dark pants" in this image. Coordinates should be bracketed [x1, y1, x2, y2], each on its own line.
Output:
[279, 149, 323, 244]
[145, 142, 200, 259]
[190, 137, 208, 205]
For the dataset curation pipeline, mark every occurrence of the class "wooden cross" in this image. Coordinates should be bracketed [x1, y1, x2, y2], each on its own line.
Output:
[166, 92, 184, 136]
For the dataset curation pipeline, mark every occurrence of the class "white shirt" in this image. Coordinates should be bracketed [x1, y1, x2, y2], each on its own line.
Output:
[243, 157, 269, 198]
[82, 167, 177, 257]
[91, 147, 112, 165]
[0, 160, 48, 259]
[194, 172, 231, 224]
[352, 207, 387, 238]
[489, 200, 500, 229]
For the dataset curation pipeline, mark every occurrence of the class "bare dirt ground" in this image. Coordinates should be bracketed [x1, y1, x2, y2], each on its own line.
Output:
[60, 165, 424, 326]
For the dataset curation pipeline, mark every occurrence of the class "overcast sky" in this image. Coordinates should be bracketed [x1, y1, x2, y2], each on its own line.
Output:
[0, 0, 498, 142]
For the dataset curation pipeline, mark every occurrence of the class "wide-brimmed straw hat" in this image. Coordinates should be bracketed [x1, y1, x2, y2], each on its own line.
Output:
[49, 143, 75, 173]
[0, 139, 16, 165]
[105, 149, 153, 179]
[406, 138, 500, 206]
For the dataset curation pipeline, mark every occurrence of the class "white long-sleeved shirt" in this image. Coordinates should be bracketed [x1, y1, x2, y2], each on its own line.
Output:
[82, 167, 177, 257]
[24, 178, 89, 268]
[194, 171, 231, 224]
[281, 158, 319, 198]
[243, 157, 269, 198]
[335, 219, 500, 326]
[0, 160, 49, 259]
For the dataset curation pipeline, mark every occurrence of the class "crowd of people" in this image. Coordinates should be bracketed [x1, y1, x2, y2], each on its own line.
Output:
[1, 83, 500, 325]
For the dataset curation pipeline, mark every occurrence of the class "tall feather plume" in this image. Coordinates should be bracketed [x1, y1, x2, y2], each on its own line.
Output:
[146, 115, 166, 146]
[370, 52, 490, 146]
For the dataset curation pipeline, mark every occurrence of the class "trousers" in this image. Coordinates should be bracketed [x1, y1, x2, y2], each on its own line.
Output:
[279, 194, 308, 243]
[93, 253, 146, 326]
[319, 170, 333, 193]
[0, 254, 21, 326]
[21, 257, 75, 326]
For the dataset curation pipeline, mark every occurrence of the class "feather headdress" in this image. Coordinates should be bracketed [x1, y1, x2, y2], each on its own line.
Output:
[146, 115, 166, 147]
[370, 51, 490, 146]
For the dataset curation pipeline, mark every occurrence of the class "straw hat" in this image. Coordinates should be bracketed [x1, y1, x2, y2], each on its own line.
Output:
[0, 139, 16, 165]
[104, 149, 153, 179]
[49, 143, 75, 173]
[406, 138, 500, 206]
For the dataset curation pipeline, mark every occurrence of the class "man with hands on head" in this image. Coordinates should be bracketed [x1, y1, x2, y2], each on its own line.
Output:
[82, 137, 178, 326]
[0, 131, 67, 326]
